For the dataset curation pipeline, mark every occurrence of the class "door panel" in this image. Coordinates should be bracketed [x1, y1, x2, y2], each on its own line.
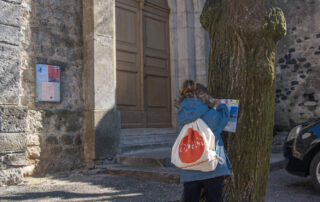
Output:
[116, 71, 138, 106]
[144, 4, 171, 128]
[145, 17, 166, 51]
[146, 76, 168, 107]
[116, 0, 144, 128]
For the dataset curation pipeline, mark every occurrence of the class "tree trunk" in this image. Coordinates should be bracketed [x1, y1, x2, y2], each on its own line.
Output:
[200, 0, 286, 201]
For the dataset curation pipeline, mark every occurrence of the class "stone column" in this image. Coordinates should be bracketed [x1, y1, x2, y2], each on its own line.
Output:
[82, 0, 120, 162]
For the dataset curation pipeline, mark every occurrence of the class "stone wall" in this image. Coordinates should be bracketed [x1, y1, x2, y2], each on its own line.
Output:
[19, 0, 83, 175]
[0, 0, 27, 186]
[275, 0, 320, 131]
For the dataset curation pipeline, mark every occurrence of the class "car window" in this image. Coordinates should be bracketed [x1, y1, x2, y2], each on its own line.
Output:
[309, 123, 320, 138]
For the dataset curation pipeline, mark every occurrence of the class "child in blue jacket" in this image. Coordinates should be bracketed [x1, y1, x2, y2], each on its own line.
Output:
[176, 80, 231, 202]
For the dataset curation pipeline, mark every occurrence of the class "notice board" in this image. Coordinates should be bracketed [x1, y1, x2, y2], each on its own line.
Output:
[220, 99, 239, 133]
[36, 64, 61, 102]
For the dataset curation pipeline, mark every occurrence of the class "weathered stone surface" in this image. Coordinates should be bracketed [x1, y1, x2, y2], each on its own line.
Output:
[0, 2, 20, 107]
[0, 168, 23, 186]
[275, 0, 320, 129]
[45, 136, 58, 145]
[0, 43, 19, 60]
[74, 134, 81, 145]
[54, 110, 83, 132]
[27, 146, 40, 159]
[0, 24, 20, 46]
[5, 153, 27, 166]
[0, 155, 5, 169]
[26, 110, 43, 133]
[22, 165, 35, 176]
[0, 0, 21, 27]
[0, 58, 20, 104]
[0, 133, 27, 153]
[304, 101, 317, 107]
[60, 135, 74, 145]
[4, 0, 22, 3]
[27, 134, 40, 146]
[0, 107, 27, 132]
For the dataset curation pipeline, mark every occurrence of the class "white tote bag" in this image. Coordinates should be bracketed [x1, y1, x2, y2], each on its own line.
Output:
[171, 118, 224, 172]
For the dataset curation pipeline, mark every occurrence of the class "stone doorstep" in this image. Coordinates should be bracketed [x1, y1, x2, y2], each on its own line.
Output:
[119, 143, 174, 155]
[120, 128, 177, 136]
[119, 128, 178, 155]
[117, 149, 173, 168]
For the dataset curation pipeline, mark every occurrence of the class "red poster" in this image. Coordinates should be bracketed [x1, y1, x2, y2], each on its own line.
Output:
[48, 65, 59, 82]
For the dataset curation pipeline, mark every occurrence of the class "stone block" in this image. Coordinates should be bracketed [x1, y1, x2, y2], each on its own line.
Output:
[0, 58, 20, 104]
[5, 153, 26, 166]
[0, 1, 21, 27]
[0, 133, 27, 153]
[74, 134, 82, 145]
[54, 110, 82, 132]
[60, 135, 74, 145]
[0, 24, 20, 46]
[0, 168, 23, 186]
[27, 146, 40, 159]
[0, 107, 27, 132]
[0, 155, 6, 169]
[63, 147, 79, 155]
[22, 165, 35, 176]
[0, 43, 19, 60]
[304, 101, 317, 107]
[4, 0, 22, 3]
[27, 134, 40, 146]
[45, 136, 58, 145]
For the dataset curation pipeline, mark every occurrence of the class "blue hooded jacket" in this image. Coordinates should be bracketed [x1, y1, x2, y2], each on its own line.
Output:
[177, 98, 231, 182]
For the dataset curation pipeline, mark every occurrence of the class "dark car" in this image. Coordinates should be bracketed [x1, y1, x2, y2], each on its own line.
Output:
[284, 117, 320, 192]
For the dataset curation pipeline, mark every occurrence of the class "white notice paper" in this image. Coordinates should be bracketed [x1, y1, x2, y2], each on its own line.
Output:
[41, 82, 55, 101]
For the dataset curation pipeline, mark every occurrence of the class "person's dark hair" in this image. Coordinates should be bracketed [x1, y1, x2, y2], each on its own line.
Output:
[195, 83, 215, 108]
[175, 80, 197, 108]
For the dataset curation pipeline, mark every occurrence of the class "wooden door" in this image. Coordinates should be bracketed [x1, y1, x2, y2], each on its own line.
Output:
[143, 2, 171, 127]
[116, 0, 171, 128]
[116, 0, 144, 128]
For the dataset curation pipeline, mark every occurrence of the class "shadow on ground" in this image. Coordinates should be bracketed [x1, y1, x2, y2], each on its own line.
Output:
[0, 172, 182, 202]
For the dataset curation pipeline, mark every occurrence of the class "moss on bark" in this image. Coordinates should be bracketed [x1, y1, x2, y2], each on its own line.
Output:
[200, 0, 286, 201]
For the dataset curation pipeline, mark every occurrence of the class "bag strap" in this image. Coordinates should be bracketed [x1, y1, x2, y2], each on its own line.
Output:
[216, 155, 225, 165]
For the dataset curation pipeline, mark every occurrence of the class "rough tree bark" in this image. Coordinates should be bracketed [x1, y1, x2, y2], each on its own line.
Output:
[199, 0, 286, 201]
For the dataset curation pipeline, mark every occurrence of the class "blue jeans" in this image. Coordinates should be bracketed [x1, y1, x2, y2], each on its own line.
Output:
[183, 176, 224, 202]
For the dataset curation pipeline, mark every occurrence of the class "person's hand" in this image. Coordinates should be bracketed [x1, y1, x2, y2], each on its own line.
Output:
[213, 99, 221, 108]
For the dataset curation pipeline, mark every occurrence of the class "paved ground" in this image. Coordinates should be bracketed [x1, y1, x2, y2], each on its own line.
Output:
[1, 168, 320, 202]
[266, 169, 320, 202]
[1, 150, 319, 202]
[0, 173, 183, 202]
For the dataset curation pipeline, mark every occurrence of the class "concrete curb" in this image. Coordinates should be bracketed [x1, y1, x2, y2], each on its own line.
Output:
[269, 152, 286, 172]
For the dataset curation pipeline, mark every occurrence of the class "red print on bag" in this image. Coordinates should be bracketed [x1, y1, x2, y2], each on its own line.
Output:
[179, 128, 205, 163]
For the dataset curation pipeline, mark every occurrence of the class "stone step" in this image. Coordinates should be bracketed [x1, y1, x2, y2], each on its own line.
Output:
[120, 133, 177, 145]
[117, 149, 174, 168]
[105, 164, 180, 184]
[119, 128, 178, 154]
[120, 143, 174, 155]
[105, 151, 285, 185]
